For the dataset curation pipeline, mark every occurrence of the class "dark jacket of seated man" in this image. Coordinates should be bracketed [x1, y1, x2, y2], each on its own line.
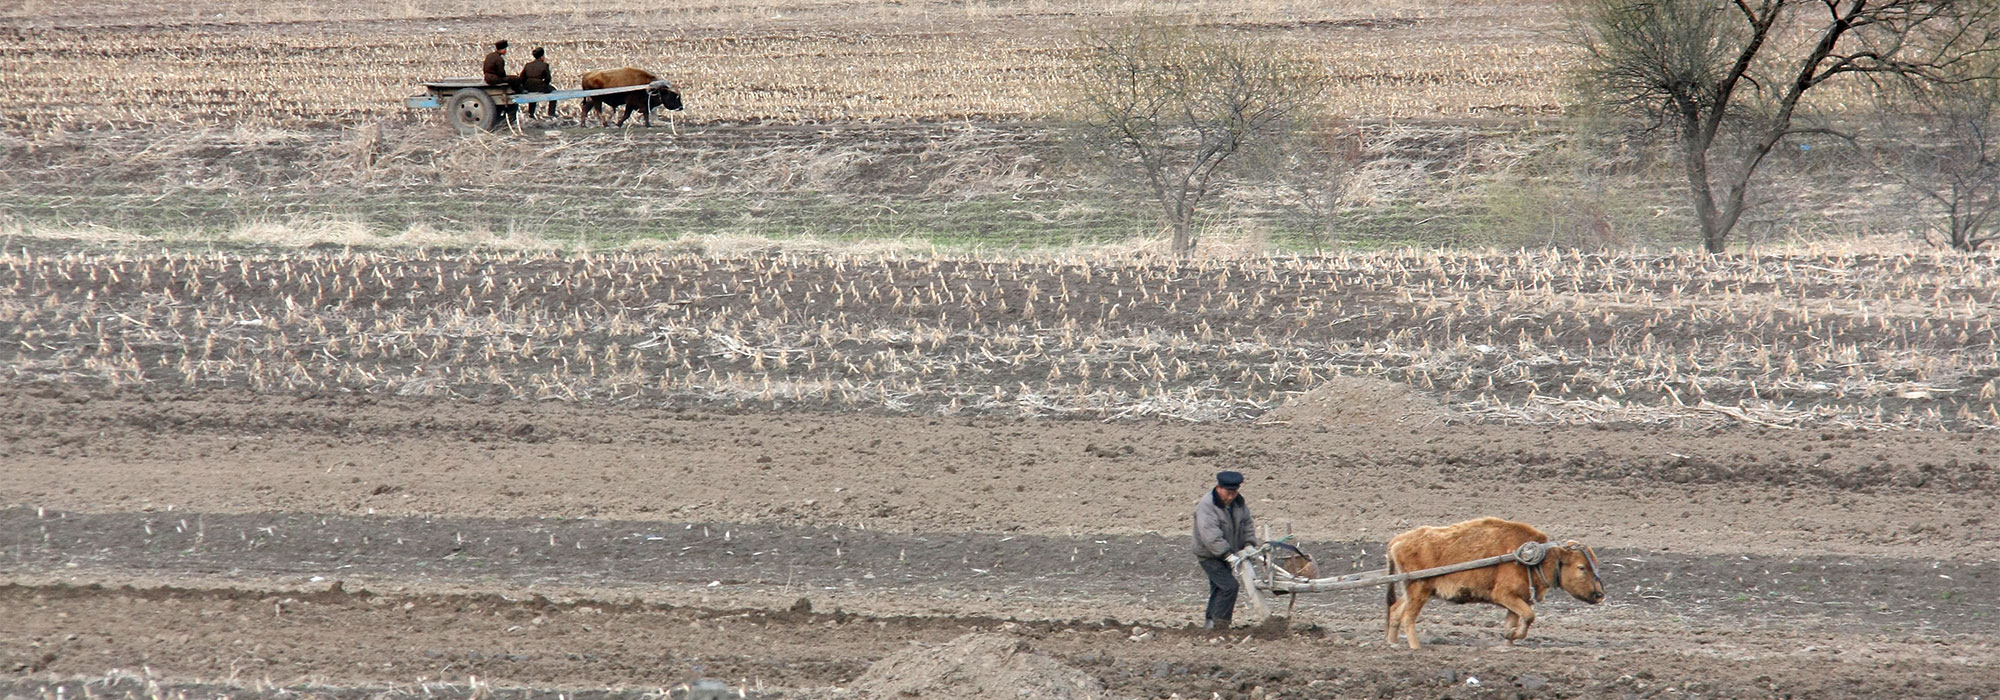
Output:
[483, 46, 513, 87]
[520, 58, 553, 92]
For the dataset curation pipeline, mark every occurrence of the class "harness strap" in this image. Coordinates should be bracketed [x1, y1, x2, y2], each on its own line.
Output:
[1543, 552, 1558, 602]
[1518, 541, 1553, 602]
[1512, 540, 1549, 566]
[1269, 541, 1309, 558]
[1579, 543, 1604, 585]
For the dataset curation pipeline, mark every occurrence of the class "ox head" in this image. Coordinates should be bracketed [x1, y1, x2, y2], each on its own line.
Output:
[648, 80, 684, 111]
[1552, 540, 1605, 604]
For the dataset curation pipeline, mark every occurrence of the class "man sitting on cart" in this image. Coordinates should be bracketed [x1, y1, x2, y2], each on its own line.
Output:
[483, 40, 521, 90]
[519, 47, 555, 119]
[1193, 470, 1259, 630]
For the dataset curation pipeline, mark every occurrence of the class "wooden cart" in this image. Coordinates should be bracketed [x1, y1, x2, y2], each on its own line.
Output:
[405, 78, 677, 133]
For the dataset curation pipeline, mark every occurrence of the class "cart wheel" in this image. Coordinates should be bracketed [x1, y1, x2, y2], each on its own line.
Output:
[448, 88, 499, 134]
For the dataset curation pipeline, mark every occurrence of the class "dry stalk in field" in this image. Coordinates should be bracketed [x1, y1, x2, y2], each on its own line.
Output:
[0, 246, 1993, 429]
[2, 0, 1580, 131]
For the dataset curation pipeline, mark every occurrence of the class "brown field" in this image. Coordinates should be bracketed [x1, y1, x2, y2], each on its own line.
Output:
[2, 246, 1998, 699]
[0, 0, 1909, 248]
[4, 247, 1997, 428]
[3, 2, 1998, 699]
[3, 0, 1570, 131]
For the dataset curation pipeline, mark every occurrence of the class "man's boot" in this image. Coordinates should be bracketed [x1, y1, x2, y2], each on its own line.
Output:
[1202, 618, 1217, 630]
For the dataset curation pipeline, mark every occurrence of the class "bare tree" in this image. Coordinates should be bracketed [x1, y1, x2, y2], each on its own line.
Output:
[1874, 64, 2000, 251]
[1571, 0, 2000, 253]
[1074, 20, 1325, 255]
[1273, 116, 1368, 248]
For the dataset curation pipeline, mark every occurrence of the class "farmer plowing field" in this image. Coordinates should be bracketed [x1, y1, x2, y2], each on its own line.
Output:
[1191, 470, 1258, 630]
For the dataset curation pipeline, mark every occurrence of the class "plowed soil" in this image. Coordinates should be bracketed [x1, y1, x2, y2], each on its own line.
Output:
[3, 387, 1997, 699]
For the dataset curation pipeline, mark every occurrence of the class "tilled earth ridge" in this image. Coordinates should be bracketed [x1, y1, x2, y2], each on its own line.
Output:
[3, 390, 1996, 559]
[3, 391, 1998, 698]
[1, 524, 1995, 699]
[2, 508, 1996, 635]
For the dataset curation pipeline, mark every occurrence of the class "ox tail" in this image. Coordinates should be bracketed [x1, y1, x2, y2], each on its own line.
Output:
[1384, 558, 1399, 608]
[1384, 557, 1401, 641]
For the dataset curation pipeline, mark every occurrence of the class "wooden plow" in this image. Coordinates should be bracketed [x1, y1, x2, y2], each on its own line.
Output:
[1226, 537, 1560, 620]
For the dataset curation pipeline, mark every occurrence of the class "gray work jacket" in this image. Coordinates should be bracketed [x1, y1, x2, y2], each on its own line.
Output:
[1192, 490, 1257, 560]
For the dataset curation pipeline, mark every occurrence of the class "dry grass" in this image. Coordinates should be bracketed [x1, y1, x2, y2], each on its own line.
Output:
[5, 0, 1914, 249]
[2, 0, 1574, 131]
[1, 246, 1992, 430]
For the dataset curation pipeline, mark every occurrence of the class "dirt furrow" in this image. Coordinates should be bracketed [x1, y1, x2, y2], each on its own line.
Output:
[2, 580, 1993, 700]
[4, 391, 1996, 560]
[3, 508, 1996, 638]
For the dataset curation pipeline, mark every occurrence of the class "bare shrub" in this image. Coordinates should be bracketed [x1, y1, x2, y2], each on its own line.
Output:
[1070, 16, 1326, 255]
[1570, 0, 2000, 253]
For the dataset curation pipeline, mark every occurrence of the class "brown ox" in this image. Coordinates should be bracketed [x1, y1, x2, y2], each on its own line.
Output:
[1384, 517, 1603, 649]
[579, 67, 683, 127]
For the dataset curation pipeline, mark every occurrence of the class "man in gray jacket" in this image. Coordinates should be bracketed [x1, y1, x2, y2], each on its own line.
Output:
[1192, 470, 1258, 630]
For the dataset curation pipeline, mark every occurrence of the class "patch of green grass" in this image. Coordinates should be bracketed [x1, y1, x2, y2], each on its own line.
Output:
[3, 189, 1168, 250]
[1248, 202, 1570, 251]
[0, 164, 1807, 253]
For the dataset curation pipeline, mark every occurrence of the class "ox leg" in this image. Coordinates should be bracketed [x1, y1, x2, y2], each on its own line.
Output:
[1384, 583, 1403, 644]
[1396, 584, 1431, 650]
[1497, 596, 1536, 644]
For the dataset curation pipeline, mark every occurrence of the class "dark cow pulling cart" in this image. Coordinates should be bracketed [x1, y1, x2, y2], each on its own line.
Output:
[405, 78, 678, 133]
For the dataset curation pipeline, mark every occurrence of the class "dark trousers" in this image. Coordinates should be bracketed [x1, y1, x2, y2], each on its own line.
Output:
[521, 87, 553, 117]
[1199, 557, 1239, 624]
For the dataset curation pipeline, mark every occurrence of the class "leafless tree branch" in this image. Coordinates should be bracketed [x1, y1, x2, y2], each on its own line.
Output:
[1572, 0, 2000, 252]
[1073, 18, 1325, 255]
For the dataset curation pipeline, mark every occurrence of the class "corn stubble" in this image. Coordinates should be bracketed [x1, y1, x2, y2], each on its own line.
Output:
[0, 248, 1993, 431]
[2, 0, 1570, 132]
